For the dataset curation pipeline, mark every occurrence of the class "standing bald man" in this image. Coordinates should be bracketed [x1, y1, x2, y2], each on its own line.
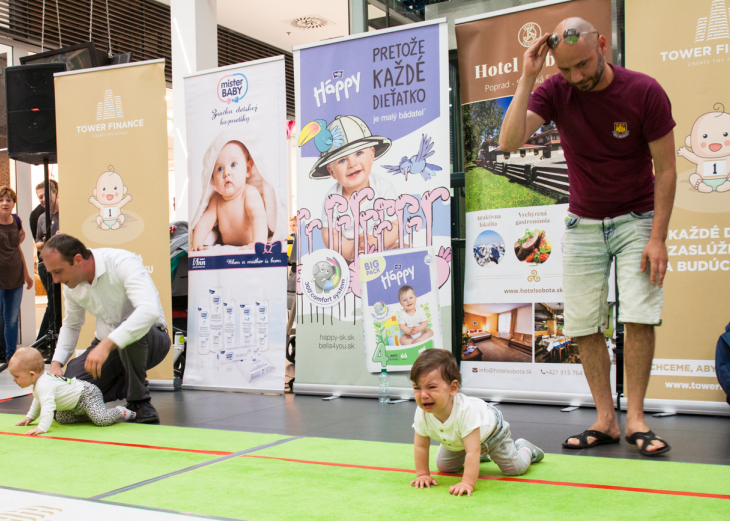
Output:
[500, 18, 676, 456]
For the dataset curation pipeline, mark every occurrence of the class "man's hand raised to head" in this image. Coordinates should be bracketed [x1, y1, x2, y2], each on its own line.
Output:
[522, 32, 551, 80]
[84, 337, 118, 380]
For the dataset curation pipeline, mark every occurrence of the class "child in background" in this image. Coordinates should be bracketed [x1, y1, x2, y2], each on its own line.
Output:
[10, 347, 135, 435]
[191, 139, 269, 251]
[409, 350, 544, 496]
[305, 116, 398, 260]
[397, 285, 434, 345]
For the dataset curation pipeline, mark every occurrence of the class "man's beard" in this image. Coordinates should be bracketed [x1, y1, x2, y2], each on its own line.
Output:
[571, 53, 606, 91]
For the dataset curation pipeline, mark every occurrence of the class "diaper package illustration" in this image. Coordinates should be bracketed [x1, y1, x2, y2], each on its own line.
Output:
[360, 247, 443, 373]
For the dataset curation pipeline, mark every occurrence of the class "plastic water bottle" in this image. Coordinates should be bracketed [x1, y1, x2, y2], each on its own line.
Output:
[379, 368, 390, 403]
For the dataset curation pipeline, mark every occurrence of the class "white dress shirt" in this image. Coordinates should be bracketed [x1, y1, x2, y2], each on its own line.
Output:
[52, 248, 167, 365]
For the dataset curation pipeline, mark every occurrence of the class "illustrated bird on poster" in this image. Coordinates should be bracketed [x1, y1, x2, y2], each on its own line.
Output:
[382, 134, 441, 181]
[298, 119, 344, 153]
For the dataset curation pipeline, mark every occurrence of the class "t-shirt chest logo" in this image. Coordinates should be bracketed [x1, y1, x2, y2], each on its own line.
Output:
[613, 122, 630, 139]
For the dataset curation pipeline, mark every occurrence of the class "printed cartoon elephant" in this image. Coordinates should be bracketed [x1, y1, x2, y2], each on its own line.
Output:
[312, 261, 336, 294]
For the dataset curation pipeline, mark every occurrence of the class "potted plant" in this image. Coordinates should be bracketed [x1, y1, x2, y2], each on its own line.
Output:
[462, 332, 473, 346]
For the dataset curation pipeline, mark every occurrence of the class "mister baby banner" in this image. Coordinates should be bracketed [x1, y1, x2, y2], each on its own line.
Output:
[54, 60, 173, 383]
[455, 0, 614, 403]
[294, 20, 452, 395]
[182, 57, 288, 394]
[627, 0, 730, 413]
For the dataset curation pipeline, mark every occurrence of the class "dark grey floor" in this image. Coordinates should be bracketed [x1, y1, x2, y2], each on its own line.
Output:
[2, 386, 729, 466]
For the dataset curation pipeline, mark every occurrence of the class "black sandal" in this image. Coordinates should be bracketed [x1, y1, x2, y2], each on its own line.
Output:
[625, 430, 671, 457]
[562, 429, 620, 450]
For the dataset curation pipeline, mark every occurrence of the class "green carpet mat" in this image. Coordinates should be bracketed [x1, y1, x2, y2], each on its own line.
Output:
[253, 436, 730, 496]
[106, 454, 730, 521]
[0, 433, 215, 497]
[0, 413, 285, 452]
[2, 412, 729, 520]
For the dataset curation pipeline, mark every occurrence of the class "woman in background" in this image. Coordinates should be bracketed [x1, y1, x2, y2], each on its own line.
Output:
[0, 186, 33, 362]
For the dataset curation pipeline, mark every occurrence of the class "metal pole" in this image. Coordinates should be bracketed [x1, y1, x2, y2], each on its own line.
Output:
[43, 157, 56, 357]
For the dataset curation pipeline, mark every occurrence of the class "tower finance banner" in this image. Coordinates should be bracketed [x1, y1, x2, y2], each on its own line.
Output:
[54, 60, 173, 385]
[294, 21, 452, 397]
[182, 57, 288, 393]
[455, 0, 614, 404]
[626, 0, 730, 414]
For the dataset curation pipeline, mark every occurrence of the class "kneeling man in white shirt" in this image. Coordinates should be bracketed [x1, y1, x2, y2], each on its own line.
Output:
[43, 234, 170, 424]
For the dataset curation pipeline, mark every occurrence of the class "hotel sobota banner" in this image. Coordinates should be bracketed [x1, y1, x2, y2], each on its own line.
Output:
[54, 60, 173, 383]
[627, 0, 730, 414]
[293, 21, 452, 397]
[455, 0, 614, 404]
[182, 57, 288, 393]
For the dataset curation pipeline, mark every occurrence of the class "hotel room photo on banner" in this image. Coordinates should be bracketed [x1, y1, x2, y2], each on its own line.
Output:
[294, 21, 452, 389]
[182, 58, 288, 393]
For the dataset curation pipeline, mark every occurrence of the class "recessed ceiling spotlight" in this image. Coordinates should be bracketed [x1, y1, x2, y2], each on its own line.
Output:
[285, 15, 332, 30]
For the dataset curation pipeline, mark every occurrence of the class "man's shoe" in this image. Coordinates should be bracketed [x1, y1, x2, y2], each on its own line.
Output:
[129, 399, 160, 424]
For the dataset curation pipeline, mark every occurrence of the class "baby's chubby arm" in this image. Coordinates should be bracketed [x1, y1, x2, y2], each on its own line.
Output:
[677, 146, 700, 163]
[88, 196, 104, 209]
[118, 194, 133, 208]
[449, 429, 481, 497]
[398, 321, 413, 336]
[410, 432, 438, 488]
[191, 197, 218, 251]
[244, 185, 268, 247]
[412, 320, 428, 334]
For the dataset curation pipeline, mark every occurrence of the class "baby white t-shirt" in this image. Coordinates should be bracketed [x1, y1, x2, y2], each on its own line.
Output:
[413, 392, 498, 452]
[320, 172, 397, 240]
[398, 305, 428, 338]
[26, 373, 84, 433]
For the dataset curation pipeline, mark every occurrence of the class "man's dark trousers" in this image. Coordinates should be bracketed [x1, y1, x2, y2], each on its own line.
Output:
[64, 326, 170, 403]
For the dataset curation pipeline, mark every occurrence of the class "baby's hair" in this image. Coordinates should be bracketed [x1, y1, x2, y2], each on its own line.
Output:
[398, 285, 416, 298]
[410, 349, 461, 388]
[714, 103, 726, 117]
[10, 347, 45, 375]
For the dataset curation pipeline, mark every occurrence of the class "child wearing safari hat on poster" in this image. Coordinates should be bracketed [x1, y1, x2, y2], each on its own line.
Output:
[299, 115, 397, 261]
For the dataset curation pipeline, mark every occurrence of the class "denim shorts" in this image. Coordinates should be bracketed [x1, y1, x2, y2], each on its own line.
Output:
[562, 211, 663, 337]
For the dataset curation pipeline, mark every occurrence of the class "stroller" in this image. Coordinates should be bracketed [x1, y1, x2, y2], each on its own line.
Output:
[170, 221, 189, 379]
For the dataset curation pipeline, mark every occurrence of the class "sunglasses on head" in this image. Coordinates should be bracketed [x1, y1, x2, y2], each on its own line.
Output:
[547, 29, 598, 49]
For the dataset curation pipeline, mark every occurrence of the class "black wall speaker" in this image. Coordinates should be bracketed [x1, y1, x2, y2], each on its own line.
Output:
[6, 63, 66, 165]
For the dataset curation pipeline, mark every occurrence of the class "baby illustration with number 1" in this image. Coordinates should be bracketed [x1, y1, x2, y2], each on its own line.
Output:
[191, 134, 276, 251]
[677, 103, 730, 193]
[89, 166, 132, 230]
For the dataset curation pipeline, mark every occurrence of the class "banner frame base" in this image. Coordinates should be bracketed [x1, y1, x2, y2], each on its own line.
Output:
[461, 389, 613, 408]
[294, 383, 415, 400]
[181, 384, 284, 395]
[148, 378, 180, 392]
[623, 398, 730, 417]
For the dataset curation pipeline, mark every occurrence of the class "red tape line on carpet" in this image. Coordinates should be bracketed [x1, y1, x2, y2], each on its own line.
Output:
[0, 393, 31, 403]
[241, 454, 730, 501]
[2, 430, 728, 500]
[0, 431, 233, 456]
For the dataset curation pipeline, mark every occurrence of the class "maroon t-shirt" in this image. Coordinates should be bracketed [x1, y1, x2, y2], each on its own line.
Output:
[527, 65, 675, 219]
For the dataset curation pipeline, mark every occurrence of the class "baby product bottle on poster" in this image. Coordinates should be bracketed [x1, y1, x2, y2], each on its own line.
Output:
[209, 279, 223, 353]
[256, 298, 269, 352]
[223, 290, 236, 349]
[239, 302, 255, 347]
[197, 306, 210, 355]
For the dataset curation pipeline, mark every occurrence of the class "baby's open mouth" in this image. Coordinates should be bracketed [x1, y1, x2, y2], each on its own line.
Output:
[347, 169, 362, 178]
